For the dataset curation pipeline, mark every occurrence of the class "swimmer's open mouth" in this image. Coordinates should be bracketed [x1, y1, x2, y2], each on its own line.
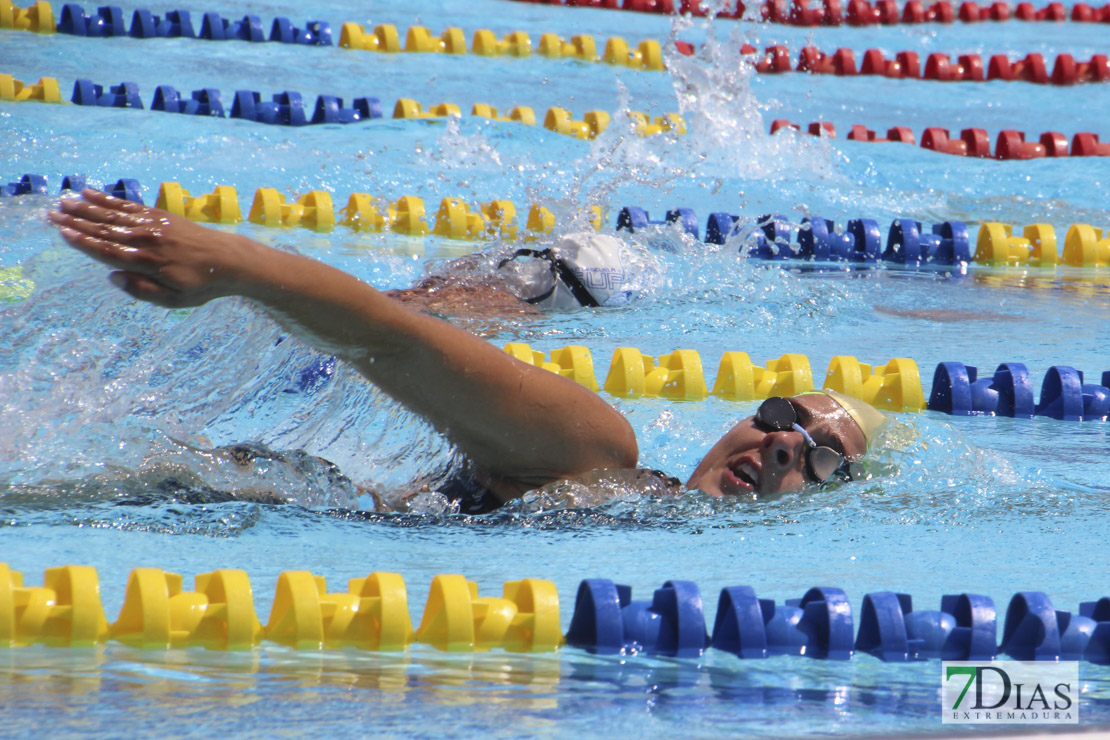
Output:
[729, 459, 760, 491]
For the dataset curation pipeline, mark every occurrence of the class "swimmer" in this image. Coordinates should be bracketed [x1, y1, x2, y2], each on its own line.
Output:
[49, 190, 883, 511]
[387, 230, 655, 321]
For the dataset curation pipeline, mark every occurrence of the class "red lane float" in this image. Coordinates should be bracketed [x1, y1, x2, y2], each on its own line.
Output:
[736, 45, 1110, 86]
[776, 120, 1110, 160]
[848, 124, 916, 143]
[1072, 133, 1110, 156]
[921, 127, 991, 156]
[510, 0, 1110, 24]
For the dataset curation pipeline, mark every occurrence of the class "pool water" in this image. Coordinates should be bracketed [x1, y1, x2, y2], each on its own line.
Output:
[2, 0, 1110, 735]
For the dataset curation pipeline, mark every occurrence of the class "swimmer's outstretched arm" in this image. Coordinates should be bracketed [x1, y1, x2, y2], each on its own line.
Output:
[49, 190, 638, 501]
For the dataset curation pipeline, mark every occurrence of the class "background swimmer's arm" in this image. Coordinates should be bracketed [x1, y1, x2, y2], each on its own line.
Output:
[50, 191, 639, 499]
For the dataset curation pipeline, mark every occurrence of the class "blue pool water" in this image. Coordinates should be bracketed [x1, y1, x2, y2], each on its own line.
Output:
[3, 0, 1110, 735]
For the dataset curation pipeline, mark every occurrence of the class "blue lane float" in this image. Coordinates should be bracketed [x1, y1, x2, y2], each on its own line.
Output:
[151, 86, 224, 116]
[705, 212, 740, 245]
[57, 3, 126, 36]
[929, 363, 1110, 420]
[107, 178, 142, 203]
[71, 79, 143, 108]
[228, 89, 380, 125]
[1000, 592, 1106, 662]
[312, 95, 379, 124]
[54, 3, 331, 44]
[1034, 366, 1110, 421]
[622, 202, 1110, 271]
[567, 581, 1110, 663]
[231, 90, 377, 126]
[740, 215, 885, 263]
[710, 585, 855, 659]
[15, 175, 143, 201]
[128, 8, 195, 38]
[616, 206, 699, 241]
[929, 362, 1036, 417]
[748, 214, 802, 261]
[268, 17, 331, 45]
[68, 79, 382, 126]
[0, 174, 48, 197]
[619, 205, 971, 266]
[565, 579, 709, 657]
[800, 217, 875, 261]
[198, 11, 263, 42]
[59, 174, 87, 192]
[854, 592, 997, 661]
[885, 219, 971, 264]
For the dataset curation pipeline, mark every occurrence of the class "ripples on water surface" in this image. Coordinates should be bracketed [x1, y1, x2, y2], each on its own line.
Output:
[3, 0, 1110, 735]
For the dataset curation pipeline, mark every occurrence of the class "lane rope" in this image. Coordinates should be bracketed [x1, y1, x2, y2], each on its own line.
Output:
[5, 175, 1110, 274]
[3, 562, 1109, 662]
[0, 72, 685, 138]
[728, 43, 1110, 86]
[510, 0, 1110, 26]
[772, 119, 1110, 159]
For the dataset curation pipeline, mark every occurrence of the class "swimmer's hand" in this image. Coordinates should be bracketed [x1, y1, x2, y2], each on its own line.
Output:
[49, 189, 248, 308]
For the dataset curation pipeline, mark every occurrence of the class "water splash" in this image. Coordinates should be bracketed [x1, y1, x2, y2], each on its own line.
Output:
[0, 243, 457, 512]
[414, 8, 848, 240]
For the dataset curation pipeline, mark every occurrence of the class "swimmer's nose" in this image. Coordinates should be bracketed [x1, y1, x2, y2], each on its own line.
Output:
[761, 431, 804, 474]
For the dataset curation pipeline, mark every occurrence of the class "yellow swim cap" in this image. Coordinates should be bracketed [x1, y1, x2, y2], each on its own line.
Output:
[823, 390, 885, 448]
[798, 390, 885, 450]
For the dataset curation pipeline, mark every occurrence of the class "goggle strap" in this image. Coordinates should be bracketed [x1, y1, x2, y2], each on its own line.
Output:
[497, 248, 600, 308]
[549, 256, 600, 308]
[496, 248, 549, 270]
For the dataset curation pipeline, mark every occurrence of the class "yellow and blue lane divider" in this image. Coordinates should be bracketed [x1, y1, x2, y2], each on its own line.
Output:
[6, 174, 1110, 271]
[0, 71, 685, 138]
[0, 175, 593, 240]
[338, 23, 665, 71]
[10, 0, 1110, 86]
[4, 178, 1103, 421]
[14, 0, 1109, 45]
[619, 207, 1110, 268]
[12, 66, 1109, 154]
[10, 65, 1109, 155]
[499, 343, 1110, 421]
[1, 208, 1102, 422]
[2, 0, 667, 71]
[3, 223, 1104, 422]
[4, 562, 1110, 663]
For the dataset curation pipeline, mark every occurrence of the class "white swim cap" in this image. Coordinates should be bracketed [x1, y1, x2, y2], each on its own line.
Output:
[497, 232, 637, 308]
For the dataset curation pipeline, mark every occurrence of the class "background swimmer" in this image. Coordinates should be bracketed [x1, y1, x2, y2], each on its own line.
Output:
[386, 230, 662, 321]
[49, 190, 882, 511]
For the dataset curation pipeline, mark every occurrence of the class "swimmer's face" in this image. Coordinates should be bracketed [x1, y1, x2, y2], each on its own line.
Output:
[685, 394, 867, 497]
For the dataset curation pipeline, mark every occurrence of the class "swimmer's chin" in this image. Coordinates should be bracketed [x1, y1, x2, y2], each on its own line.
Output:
[685, 474, 795, 503]
[686, 468, 758, 500]
[685, 482, 760, 502]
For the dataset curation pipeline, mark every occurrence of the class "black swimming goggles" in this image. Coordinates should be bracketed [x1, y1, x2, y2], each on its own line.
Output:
[754, 396, 852, 483]
[496, 248, 600, 307]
